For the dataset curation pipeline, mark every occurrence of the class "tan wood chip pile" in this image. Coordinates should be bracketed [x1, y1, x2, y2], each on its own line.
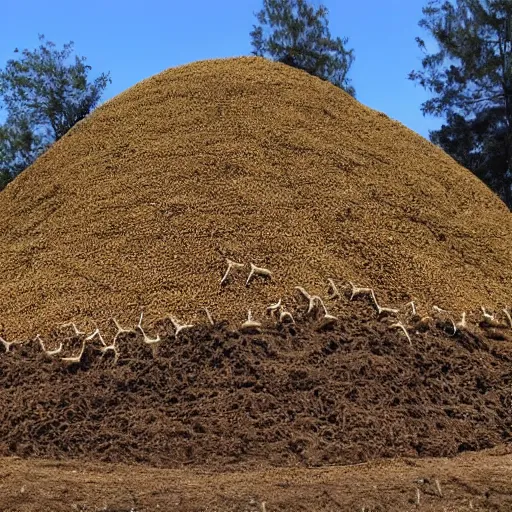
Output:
[0, 57, 510, 337]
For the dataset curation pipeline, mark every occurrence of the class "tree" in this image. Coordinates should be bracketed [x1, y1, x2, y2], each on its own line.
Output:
[0, 35, 110, 190]
[250, 0, 355, 95]
[409, 0, 512, 209]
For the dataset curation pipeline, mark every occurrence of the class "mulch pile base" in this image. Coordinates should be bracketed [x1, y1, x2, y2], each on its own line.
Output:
[1, 300, 510, 468]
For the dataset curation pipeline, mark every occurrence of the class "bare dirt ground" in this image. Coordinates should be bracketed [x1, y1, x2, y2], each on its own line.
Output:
[1, 447, 511, 511]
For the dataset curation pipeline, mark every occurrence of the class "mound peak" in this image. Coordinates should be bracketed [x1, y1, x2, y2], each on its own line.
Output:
[0, 56, 510, 336]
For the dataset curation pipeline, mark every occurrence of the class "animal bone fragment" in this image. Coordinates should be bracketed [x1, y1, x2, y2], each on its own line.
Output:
[220, 258, 244, 286]
[203, 308, 215, 327]
[481, 306, 495, 321]
[480, 306, 502, 327]
[94, 319, 130, 363]
[241, 310, 262, 331]
[503, 308, 512, 328]
[315, 297, 338, 328]
[370, 290, 399, 316]
[246, 263, 272, 286]
[169, 315, 194, 338]
[432, 306, 457, 335]
[294, 287, 323, 316]
[405, 301, 416, 316]
[0, 336, 23, 353]
[327, 279, 341, 300]
[137, 313, 161, 344]
[266, 299, 282, 317]
[35, 334, 63, 356]
[61, 340, 87, 364]
[308, 295, 324, 315]
[294, 286, 312, 302]
[456, 312, 467, 330]
[110, 318, 133, 344]
[348, 282, 373, 301]
[279, 310, 295, 324]
[89, 325, 120, 362]
[86, 328, 106, 346]
[391, 322, 412, 346]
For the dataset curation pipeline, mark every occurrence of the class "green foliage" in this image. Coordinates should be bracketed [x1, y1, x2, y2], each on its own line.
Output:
[250, 0, 355, 95]
[0, 35, 110, 189]
[410, 0, 512, 208]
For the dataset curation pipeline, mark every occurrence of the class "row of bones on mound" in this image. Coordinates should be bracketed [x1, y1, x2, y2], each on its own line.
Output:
[222, 258, 512, 331]
[1, 258, 511, 365]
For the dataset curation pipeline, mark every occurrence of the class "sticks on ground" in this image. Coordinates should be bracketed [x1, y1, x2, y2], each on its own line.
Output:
[169, 316, 194, 338]
[36, 334, 63, 356]
[390, 322, 412, 346]
[0, 336, 23, 353]
[241, 310, 262, 331]
[220, 258, 244, 286]
[246, 263, 272, 286]
[137, 313, 161, 344]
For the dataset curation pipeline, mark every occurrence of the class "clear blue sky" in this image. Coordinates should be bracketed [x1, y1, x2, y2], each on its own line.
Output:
[1, 0, 442, 138]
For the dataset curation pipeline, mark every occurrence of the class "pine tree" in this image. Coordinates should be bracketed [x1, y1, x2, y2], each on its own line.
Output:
[0, 35, 110, 190]
[250, 0, 355, 95]
[410, 0, 512, 208]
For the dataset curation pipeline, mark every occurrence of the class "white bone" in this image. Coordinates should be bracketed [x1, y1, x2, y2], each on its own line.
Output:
[241, 310, 262, 331]
[246, 263, 272, 286]
[266, 299, 282, 317]
[35, 334, 63, 356]
[481, 306, 495, 321]
[169, 315, 194, 338]
[220, 258, 244, 286]
[314, 297, 338, 327]
[295, 287, 321, 314]
[308, 295, 324, 314]
[456, 312, 467, 330]
[503, 308, 512, 328]
[294, 286, 312, 301]
[370, 290, 399, 316]
[203, 308, 215, 327]
[279, 310, 295, 324]
[405, 301, 416, 316]
[137, 312, 161, 344]
[391, 322, 412, 345]
[348, 282, 373, 300]
[86, 328, 106, 346]
[110, 318, 133, 344]
[327, 279, 341, 300]
[93, 319, 132, 363]
[0, 336, 23, 352]
[432, 306, 457, 335]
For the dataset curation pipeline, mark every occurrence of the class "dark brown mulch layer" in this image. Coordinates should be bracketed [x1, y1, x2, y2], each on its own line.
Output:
[0, 304, 510, 469]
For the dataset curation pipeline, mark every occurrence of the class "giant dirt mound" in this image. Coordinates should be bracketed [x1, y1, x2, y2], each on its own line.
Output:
[0, 57, 510, 336]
